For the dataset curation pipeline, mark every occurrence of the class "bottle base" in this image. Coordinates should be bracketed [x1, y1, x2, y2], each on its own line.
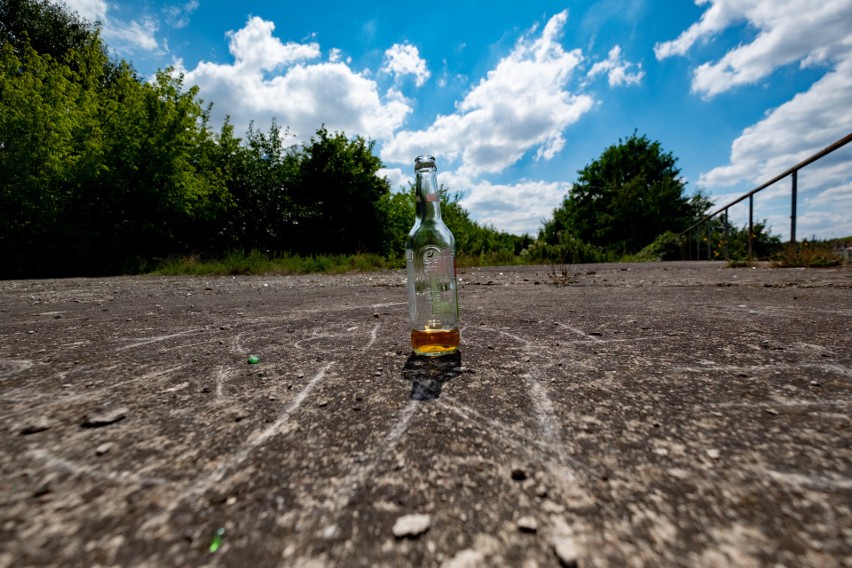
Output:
[411, 328, 460, 357]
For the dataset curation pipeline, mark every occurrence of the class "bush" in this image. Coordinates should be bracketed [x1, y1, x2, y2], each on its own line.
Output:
[772, 241, 844, 268]
[628, 231, 684, 261]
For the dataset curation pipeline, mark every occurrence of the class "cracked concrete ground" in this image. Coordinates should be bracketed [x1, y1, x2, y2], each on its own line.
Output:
[1, 261, 850, 567]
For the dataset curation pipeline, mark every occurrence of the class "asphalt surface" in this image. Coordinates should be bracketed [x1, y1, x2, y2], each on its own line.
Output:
[1, 261, 850, 567]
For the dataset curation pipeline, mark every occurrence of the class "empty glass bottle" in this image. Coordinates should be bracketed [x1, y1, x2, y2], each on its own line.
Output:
[406, 155, 460, 356]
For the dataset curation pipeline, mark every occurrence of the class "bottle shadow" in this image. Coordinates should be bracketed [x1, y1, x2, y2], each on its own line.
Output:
[402, 351, 463, 401]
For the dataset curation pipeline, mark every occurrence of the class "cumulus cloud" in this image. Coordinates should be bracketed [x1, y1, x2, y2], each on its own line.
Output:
[381, 43, 431, 87]
[655, 0, 852, 97]
[176, 17, 412, 142]
[59, 0, 107, 21]
[226, 17, 320, 71]
[454, 176, 572, 236]
[587, 45, 644, 87]
[381, 11, 594, 178]
[53, 0, 159, 53]
[164, 0, 199, 30]
[661, 0, 852, 238]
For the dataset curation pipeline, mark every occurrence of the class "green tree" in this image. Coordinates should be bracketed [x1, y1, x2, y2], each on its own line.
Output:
[0, 0, 96, 61]
[220, 120, 299, 254]
[292, 127, 390, 254]
[542, 133, 710, 255]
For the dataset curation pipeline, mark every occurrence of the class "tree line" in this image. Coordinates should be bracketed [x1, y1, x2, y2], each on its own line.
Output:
[3, 0, 768, 279]
[0, 0, 529, 277]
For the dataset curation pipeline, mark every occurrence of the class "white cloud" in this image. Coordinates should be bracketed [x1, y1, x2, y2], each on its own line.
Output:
[164, 0, 199, 30]
[52, 0, 159, 54]
[227, 17, 320, 71]
[699, 56, 852, 189]
[655, 0, 852, 97]
[176, 17, 412, 142]
[58, 0, 107, 22]
[587, 45, 644, 87]
[455, 176, 572, 236]
[661, 0, 852, 238]
[378, 168, 411, 192]
[105, 17, 159, 53]
[381, 43, 430, 87]
[381, 11, 594, 178]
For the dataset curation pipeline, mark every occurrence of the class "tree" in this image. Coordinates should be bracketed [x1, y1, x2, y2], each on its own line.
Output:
[542, 133, 710, 255]
[291, 127, 390, 254]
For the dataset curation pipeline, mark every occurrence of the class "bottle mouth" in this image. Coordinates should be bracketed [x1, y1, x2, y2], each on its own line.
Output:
[414, 155, 436, 170]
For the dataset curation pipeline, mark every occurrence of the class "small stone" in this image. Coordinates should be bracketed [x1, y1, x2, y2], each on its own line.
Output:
[82, 406, 128, 428]
[551, 535, 578, 567]
[392, 514, 431, 538]
[706, 448, 721, 459]
[95, 442, 113, 456]
[517, 516, 538, 533]
[19, 417, 52, 435]
[764, 408, 778, 416]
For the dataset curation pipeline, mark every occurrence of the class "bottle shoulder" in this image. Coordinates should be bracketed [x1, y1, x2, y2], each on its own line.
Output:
[406, 221, 455, 250]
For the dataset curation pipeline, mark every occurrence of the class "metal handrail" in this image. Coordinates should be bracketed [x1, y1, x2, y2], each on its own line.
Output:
[680, 131, 852, 259]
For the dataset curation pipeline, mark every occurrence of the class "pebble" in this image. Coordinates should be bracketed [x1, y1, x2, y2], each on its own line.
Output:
[516, 516, 538, 533]
[19, 417, 52, 435]
[81, 406, 128, 428]
[392, 514, 431, 538]
[95, 442, 113, 456]
[706, 448, 721, 459]
[511, 467, 528, 481]
[550, 535, 579, 567]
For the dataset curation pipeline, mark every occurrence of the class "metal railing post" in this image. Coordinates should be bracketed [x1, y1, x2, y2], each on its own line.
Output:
[790, 169, 798, 244]
[706, 223, 711, 260]
[748, 194, 754, 262]
[678, 132, 851, 261]
[723, 209, 730, 260]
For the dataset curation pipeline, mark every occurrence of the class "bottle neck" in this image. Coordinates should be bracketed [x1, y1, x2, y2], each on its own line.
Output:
[415, 167, 442, 223]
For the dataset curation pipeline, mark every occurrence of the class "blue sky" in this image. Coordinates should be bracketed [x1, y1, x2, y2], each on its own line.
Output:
[61, 0, 852, 239]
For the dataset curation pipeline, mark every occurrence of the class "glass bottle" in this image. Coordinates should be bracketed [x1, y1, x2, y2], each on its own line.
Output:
[406, 155, 460, 356]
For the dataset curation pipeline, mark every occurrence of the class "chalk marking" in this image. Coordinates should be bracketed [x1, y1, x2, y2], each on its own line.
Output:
[370, 302, 407, 309]
[524, 373, 560, 443]
[215, 366, 229, 398]
[759, 466, 852, 490]
[28, 448, 172, 487]
[0, 358, 35, 379]
[325, 400, 418, 512]
[117, 330, 201, 350]
[294, 334, 338, 350]
[0, 365, 187, 421]
[193, 362, 334, 493]
[437, 396, 598, 476]
[366, 323, 380, 350]
[556, 323, 603, 342]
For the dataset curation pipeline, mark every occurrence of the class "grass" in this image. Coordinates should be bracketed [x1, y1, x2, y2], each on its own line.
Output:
[771, 241, 844, 268]
[151, 250, 402, 276]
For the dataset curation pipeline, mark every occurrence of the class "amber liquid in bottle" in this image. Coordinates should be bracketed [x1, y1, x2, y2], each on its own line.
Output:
[406, 155, 460, 357]
[410, 328, 461, 356]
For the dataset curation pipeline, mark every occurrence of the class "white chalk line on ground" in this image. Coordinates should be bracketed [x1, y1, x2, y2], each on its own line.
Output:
[27, 448, 172, 487]
[117, 330, 203, 350]
[140, 362, 336, 532]
[0, 358, 35, 380]
[756, 465, 852, 491]
[200, 362, 335, 490]
[322, 400, 418, 515]
[556, 322, 604, 342]
[0, 365, 187, 421]
[366, 323, 380, 350]
[437, 395, 598, 476]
